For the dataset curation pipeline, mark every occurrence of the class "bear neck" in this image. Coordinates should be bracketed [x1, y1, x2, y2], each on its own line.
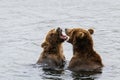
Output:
[45, 43, 63, 54]
[73, 42, 94, 55]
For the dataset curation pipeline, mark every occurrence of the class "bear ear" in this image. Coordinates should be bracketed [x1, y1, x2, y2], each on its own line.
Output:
[88, 29, 94, 35]
[77, 32, 84, 38]
[41, 42, 48, 48]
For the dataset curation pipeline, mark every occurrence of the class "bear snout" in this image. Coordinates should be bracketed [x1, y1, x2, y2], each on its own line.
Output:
[65, 28, 69, 35]
[56, 27, 62, 33]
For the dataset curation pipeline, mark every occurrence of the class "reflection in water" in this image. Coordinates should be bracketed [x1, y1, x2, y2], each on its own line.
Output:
[41, 69, 64, 80]
[40, 67, 102, 80]
[71, 71, 102, 80]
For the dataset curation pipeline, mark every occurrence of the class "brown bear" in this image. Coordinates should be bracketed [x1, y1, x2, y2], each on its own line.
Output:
[65, 28, 103, 72]
[37, 27, 67, 70]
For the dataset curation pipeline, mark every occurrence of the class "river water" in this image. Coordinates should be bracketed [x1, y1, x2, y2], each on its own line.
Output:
[0, 0, 120, 80]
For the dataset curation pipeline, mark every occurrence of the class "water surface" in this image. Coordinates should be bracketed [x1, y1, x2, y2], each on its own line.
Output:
[0, 0, 120, 80]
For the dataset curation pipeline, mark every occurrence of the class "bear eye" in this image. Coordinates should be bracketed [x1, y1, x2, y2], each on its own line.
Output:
[50, 33, 54, 37]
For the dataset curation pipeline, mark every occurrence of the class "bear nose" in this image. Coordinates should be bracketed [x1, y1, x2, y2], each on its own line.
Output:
[65, 28, 67, 32]
[57, 27, 62, 32]
[57, 27, 60, 30]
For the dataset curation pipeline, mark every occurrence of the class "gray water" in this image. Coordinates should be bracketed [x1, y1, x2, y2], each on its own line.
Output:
[0, 0, 120, 80]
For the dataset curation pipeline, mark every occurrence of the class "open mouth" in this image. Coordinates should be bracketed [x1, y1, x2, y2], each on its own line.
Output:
[56, 27, 68, 40]
[60, 34, 68, 40]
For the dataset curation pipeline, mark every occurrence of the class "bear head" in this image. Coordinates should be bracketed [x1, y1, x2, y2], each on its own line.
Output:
[41, 27, 67, 48]
[65, 28, 94, 50]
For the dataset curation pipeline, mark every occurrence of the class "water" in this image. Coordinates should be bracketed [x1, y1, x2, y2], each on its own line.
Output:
[0, 0, 120, 80]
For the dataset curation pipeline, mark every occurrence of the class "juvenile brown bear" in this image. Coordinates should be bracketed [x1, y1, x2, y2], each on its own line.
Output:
[37, 27, 67, 70]
[65, 28, 103, 72]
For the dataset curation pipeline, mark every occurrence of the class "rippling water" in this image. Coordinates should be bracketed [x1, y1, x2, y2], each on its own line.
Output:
[0, 0, 120, 80]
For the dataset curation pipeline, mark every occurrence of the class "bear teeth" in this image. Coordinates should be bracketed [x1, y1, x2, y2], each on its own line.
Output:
[60, 35, 68, 40]
[66, 36, 69, 41]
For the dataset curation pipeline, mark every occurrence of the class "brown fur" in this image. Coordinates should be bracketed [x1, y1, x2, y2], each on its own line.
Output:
[65, 28, 103, 72]
[37, 28, 67, 69]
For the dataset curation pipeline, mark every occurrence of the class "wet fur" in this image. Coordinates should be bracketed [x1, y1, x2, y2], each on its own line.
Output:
[37, 28, 66, 70]
[65, 28, 103, 72]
